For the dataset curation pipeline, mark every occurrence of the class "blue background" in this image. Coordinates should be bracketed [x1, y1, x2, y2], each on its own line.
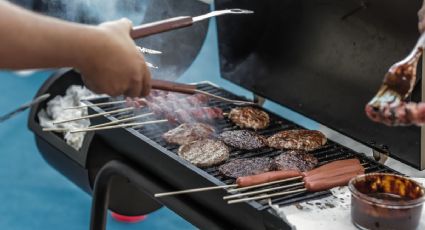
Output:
[0, 12, 317, 230]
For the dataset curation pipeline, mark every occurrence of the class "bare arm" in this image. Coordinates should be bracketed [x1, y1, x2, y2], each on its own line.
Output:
[0, 1, 151, 97]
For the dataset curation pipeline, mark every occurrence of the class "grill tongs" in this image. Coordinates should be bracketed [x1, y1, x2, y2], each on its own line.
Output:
[130, 9, 255, 106]
[365, 33, 425, 126]
[130, 9, 253, 39]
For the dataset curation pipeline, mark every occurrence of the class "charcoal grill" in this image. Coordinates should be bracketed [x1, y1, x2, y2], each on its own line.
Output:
[28, 69, 397, 230]
[27, 0, 425, 229]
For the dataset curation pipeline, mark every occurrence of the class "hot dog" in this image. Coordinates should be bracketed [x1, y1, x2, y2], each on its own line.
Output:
[303, 163, 364, 183]
[236, 169, 302, 187]
[304, 171, 362, 192]
[302, 158, 360, 177]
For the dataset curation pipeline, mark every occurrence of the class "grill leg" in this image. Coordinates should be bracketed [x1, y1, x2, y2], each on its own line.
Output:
[90, 160, 145, 230]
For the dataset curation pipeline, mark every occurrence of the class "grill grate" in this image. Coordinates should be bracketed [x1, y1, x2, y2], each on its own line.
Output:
[87, 83, 397, 209]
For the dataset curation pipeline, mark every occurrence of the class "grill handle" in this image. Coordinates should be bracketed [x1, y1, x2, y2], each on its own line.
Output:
[151, 79, 196, 94]
[130, 16, 193, 39]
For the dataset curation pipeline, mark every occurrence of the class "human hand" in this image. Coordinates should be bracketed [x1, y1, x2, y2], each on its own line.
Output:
[78, 18, 151, 97]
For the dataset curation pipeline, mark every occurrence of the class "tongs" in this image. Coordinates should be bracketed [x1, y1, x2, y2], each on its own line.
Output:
[130, 9, 253, 39]
[365, 33, 425, 126]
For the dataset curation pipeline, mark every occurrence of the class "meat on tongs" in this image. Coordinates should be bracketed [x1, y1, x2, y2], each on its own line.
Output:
[365, 33, 425, 126]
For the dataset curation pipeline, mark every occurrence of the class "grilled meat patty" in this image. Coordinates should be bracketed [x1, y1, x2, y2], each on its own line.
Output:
[178, 139, 229, 167]
[267, 129, 327, 151]
[229, 107, 270, 130]
[219, 130, 267, 150]
[218, 157, 273, 178]
[163, 123, 215, 145]
[273, 150, 318, 172]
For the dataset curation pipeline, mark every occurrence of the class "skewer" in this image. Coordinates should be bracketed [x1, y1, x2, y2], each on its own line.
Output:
[64, 99, 142, 110]
[223, 182, 305, 200]
[42, 127, 70, 132]
[193, 89, 255, 106]
[227, 176, 303, 193]
[89, 112, 154, 129]
[153, 176, 303, 198]
[70, 119, 168, 133]
[227, 188, 307, 204]
[53, 107, 135, 124]
[154, 184, 238, 198]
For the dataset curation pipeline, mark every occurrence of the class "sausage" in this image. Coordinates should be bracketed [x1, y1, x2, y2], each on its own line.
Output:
[302, 158, 360, 177]
[305, 171, 361, 192]
[236, 169, 302, 187]
[303, 164, 364, 183]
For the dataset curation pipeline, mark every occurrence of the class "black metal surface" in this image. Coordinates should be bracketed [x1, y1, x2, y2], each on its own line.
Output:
[28, 70, 163, 216]
[215, 0, 424, 169]
[86, 82, 397, 229]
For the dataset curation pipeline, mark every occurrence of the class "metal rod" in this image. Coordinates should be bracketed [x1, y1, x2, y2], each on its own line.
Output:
[223, 182, 305, 200]
[42, 127, 69, 132]
[70, 119, 168, 133]
[227, 176, 303, 193]
[89, 112, 154, 129]
[192, 9, 254, 22]
[54, 107, 135, 124]
[64, 100, 128, 110]
[194, 89, 255, 106]
[154, 184, 238, 198]
[227, 188, 307, 204]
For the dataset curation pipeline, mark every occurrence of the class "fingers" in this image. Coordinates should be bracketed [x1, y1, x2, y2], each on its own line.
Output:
[117, 17, 133, 31]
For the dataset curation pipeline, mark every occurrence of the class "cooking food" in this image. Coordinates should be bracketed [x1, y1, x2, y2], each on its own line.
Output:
[228, 107, 270, 130]
[218, 157, 274, 178]
[365, 101, 425, 126]
[149, 105, 223, 123]
[303, 162, 364, 183]
[302, 158, 360, 177]
[304, 171, 361, 192]
[219, 130, 267, 150]
[267, 129, 327, 151]
[178, 139, 229, 167]
[236, 170, 302, 187]
[163, 123, 216, 145]
[273, 150, 318, 172]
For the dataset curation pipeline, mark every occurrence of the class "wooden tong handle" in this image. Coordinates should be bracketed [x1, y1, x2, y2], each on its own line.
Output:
[151, 79, 196, 95]
[130, 16, 193, 39]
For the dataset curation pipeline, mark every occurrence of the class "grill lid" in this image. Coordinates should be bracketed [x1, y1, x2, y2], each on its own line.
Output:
[215, 0, 423, 169]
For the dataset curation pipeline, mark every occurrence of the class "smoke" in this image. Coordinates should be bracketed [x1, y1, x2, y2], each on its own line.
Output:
[41, 0, 148, 24]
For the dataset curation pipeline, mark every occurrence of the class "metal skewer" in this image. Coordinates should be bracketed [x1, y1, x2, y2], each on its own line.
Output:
[227, 176, 303, 193]
[88, 112, 154, 129]
[70, 119, 168, 133]
[223, 182, 305, 200]
[64, 100, 127, 110]
[53, 107, 135, 124]
[227, 188, 308, 204]
[154, 184, 238, 198]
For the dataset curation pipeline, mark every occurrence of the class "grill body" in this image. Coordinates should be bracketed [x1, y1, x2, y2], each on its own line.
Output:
[29, 69, 399, 229]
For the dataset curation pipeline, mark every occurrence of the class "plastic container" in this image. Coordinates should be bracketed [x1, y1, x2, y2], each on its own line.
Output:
[349, 173, 425, 230]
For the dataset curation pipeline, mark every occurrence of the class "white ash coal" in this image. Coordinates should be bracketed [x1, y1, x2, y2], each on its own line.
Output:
[38, 85, 96, 150]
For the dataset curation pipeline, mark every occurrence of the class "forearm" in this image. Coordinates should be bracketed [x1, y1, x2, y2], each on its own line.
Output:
[0, 1, 100, 70]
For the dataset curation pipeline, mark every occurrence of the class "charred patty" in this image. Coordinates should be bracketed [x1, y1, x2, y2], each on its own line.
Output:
[273, 150, 318, 172]
[163, 123, 215, 145]
[178, 139, 229, 167]
[218, 157, 273, 178]
[267, 129, 327, 151]
[228, 107, 270, 130]
[219, 130, 267, 150]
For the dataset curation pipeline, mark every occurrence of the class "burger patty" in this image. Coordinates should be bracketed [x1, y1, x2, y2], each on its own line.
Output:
[273, 150, 318, 172]
[178, 139, 229, 168]
[267, 129, 327, 151]
[228, 107, 270, 130]
[219, 130, 267, 150]
[163, 123, 215, 145]
[218, 157, 274, 178]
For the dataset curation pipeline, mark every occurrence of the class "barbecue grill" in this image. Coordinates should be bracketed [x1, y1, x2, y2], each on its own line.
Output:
[27, 0, 425, 229]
